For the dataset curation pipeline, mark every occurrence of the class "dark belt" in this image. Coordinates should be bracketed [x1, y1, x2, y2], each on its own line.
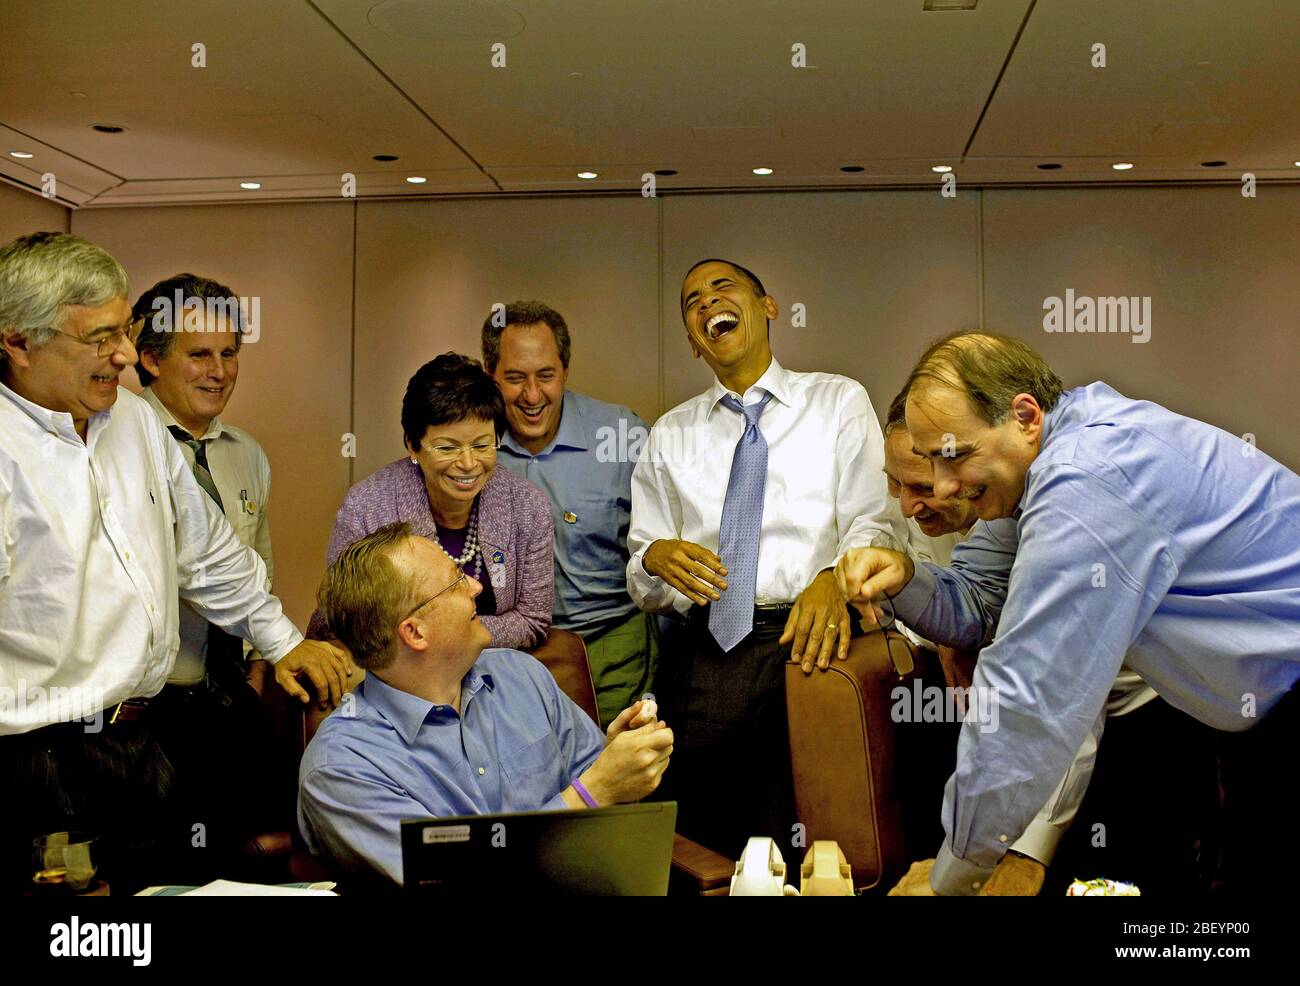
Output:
[105, 697, 151, 724]
[684, 603, 794, 629]
[752, 603, 794, 627]
[0, 698, 152, 745]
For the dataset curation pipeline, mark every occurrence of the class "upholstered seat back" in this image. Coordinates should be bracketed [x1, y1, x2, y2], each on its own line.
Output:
[784, 630, 927, 891]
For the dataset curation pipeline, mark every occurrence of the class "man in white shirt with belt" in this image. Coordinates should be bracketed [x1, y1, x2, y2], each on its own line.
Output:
[133, 272, 291, 875]
[0, 233, 349, 891]
[626, 258, 903, 857]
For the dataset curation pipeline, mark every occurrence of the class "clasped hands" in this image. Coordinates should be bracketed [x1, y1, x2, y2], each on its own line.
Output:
[573, 698, 674, 805]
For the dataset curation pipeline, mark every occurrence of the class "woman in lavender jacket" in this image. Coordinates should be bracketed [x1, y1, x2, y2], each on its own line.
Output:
[307, 353, 554, 649]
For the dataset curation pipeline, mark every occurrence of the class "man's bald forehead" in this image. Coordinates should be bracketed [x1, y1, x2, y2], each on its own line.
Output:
[906, 378, 976, 423]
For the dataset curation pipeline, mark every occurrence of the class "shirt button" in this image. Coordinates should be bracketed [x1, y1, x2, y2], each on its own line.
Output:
[971, 881, 982, 891]
[477, 767, 485, 775]
[998, 834, 1009, 843]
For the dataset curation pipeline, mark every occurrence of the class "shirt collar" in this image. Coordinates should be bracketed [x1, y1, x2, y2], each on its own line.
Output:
[708, 356, 792, 413]
[1011, 387, 1078, 517]
[0, 376, 101, 441]
[1037, 386, 1077, 452]
[500, 390, 587, 456]
[361, 664, 496, 746]
[141, 385, 225, 441]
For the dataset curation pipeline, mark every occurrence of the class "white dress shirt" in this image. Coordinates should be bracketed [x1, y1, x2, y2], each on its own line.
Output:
[627, 358, 904, 617]
[0, 380, 302, 736]
[142, 387, 274, 685]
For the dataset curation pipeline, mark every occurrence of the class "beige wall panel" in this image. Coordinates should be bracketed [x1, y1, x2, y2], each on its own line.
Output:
[660, 191, 981, 419]
[982, 186, 1300, 470]
[0, 181, 68, 240]
[71, 203, 355, 627]
[352, 198, 659, 479]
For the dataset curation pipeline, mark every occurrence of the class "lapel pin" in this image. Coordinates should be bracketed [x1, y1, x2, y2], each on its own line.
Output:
[491, 550, 505, 565]
[562, 511, 578, 524]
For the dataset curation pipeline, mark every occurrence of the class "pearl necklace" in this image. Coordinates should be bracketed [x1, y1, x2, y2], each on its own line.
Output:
[434, 500, 482, 580]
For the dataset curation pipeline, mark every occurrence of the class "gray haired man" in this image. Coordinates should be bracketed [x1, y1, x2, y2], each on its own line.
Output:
[0, 232, 349, 890]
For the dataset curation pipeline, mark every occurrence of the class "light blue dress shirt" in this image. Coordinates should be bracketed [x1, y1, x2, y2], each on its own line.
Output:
[497, 390, 646, 636]
[298, 649, 605, 886]
[890, 382, 1300, 895]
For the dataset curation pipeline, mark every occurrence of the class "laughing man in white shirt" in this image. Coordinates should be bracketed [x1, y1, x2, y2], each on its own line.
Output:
[626, 258, 904, 857]
[0, 232, 349, 890]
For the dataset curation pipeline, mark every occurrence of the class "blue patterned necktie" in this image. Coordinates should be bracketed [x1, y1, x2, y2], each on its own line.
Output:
[709, 391, 774, 652]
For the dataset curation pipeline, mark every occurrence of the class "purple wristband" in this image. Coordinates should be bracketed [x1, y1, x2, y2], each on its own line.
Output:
[571, 777, 599, 808]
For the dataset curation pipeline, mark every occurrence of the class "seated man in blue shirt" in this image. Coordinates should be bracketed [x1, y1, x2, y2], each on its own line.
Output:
[299, 521, 674, 888]
[838, 330, 1300, 897]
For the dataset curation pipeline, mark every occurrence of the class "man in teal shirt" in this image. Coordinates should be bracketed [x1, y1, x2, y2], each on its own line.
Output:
[484, 301, 656, 727]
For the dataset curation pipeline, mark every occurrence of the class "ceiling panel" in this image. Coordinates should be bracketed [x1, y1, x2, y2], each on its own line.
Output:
[970, 0, 1300, 173]
[0, 0, 496, 202]
[0, 0, 1295, 207]
[314, 0, 1033, 190]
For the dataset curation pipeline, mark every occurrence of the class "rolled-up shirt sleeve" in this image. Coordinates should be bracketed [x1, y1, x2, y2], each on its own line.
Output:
[545, 663, 606, 783]
[833, 386, 905, 562]
[626, 428, 690, 617]
[168, 426, 302, 663]
[929, 466, 1178, 895]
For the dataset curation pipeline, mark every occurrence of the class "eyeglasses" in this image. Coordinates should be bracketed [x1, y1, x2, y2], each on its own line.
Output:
[401, 570, 468, 622]
[860, 593, 897, 634]
[48, 316, 145, 358]
[419, 441, 499, 462]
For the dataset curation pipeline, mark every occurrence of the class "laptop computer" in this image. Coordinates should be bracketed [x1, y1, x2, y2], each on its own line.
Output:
[400, 802, 677, 896]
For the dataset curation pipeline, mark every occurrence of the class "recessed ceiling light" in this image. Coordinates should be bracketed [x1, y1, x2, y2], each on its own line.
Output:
[239, 181, 261, 190]
[577, 171, 598, 179]
[840, 165, 865, 173]
[653, 169, 677, 176]
[752, 167, 773, 175]
[91, 124, 125, 133]
[9, 150, 34, 159]
[931, 165, 953, 173]
[1112, 162, 1134, 171]
[1036, 163, 1062, 170]
[405, 176, 427, 184]
[1200, 160, 1227, 168]
[373, 154, 399, 162]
